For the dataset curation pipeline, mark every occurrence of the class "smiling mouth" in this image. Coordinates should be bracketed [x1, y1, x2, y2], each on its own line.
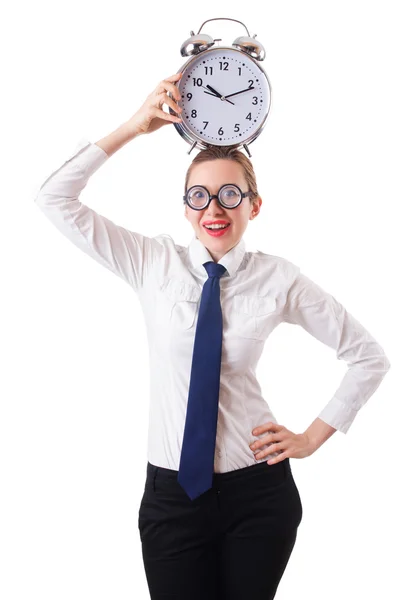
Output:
[202, 224, 231, 230]
[202, 223, 232, 237]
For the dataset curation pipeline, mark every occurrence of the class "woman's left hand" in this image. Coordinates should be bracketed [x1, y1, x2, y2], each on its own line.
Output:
[249, 422, 315, 464]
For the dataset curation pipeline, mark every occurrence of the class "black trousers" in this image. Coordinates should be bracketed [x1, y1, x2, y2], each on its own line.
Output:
[138, 457, 303, 599]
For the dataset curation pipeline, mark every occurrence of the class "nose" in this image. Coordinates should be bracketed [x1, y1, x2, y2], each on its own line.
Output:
[206, 196, 226, 211]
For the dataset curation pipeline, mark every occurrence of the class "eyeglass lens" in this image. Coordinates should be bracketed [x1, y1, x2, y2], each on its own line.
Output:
[187, 185, 241, 209]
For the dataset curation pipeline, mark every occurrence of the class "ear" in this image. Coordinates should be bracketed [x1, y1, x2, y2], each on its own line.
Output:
[249, 196, 262, 220]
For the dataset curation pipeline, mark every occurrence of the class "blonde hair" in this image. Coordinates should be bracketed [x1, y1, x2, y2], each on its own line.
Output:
[184, 145, 258, 203]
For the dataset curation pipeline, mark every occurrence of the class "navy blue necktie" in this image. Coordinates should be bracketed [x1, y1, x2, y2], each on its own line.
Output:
[177, 261, 227, 500]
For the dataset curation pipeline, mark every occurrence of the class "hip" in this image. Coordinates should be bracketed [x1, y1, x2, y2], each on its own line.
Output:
[139, 457, 303, 535]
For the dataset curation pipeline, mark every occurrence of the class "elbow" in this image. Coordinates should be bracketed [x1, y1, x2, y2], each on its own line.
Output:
[34, 190, 46, 206]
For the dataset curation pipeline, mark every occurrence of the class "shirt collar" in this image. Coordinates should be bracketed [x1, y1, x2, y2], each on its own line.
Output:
[187, 234, 246, 278]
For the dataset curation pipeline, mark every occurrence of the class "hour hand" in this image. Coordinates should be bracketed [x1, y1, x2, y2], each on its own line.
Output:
[205, 84, 235, 106]
[206, 84, 222, 98]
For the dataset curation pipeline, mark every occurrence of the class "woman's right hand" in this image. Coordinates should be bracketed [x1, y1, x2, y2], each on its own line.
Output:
[126, 72, 183, 136]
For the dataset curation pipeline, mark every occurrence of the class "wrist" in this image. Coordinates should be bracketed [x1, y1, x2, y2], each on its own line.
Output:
[121, 118, 142, 140]
[95, 121, 139, 158]
[303, 432, 317, 454]
[304, 417, 337, 453]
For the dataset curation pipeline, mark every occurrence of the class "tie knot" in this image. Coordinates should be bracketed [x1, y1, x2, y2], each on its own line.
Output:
[203, 261, 227, 279]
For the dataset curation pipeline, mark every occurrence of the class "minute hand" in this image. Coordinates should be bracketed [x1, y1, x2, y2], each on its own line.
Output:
[225, 87, 255, 99]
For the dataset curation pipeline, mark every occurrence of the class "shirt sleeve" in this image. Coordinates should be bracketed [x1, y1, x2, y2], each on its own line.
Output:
[282, 270, 391, 433]
[34, 139, 164, 293]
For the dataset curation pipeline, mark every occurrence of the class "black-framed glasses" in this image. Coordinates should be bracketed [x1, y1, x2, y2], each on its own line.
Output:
[183, 184, 253, 210]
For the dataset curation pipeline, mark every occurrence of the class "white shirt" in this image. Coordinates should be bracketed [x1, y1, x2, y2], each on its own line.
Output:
[34, 140, 391, 473]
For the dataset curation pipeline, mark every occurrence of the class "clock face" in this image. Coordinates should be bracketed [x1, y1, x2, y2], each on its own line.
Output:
[175, 46, 271, 147]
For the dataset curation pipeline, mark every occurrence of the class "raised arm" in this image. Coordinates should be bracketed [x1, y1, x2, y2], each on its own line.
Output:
[34, 73, 183, 293]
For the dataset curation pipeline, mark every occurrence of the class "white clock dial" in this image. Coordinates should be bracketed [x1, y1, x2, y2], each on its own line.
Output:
[177, 46, 271, 147]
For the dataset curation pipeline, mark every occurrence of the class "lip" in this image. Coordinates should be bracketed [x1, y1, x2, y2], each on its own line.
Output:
[202, 220, 230, 226]
[202, 223, 231, 237]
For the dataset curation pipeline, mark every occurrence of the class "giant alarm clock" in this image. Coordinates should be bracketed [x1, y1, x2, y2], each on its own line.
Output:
[169, 17, 271, 156]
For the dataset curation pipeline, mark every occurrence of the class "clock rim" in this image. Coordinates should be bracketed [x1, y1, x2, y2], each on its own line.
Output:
[170, 45, 272, 151]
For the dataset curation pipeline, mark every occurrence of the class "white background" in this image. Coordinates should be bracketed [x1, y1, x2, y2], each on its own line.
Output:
[2, 1, 396, 598]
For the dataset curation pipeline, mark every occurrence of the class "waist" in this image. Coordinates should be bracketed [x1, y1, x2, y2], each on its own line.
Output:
[146, 457, 291, 486]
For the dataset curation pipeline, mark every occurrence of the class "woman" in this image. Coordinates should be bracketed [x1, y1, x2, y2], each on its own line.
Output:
[35, 72, 391, 599]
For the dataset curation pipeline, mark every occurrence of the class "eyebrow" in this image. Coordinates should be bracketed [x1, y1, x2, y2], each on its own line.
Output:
[189, 183, 242, 189]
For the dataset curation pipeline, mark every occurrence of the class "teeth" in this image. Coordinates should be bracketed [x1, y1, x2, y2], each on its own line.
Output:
[204, 224, 229, 230]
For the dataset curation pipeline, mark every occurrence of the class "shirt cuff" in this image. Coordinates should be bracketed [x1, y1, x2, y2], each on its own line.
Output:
[317, 395, 360, 434]
[68, 138, 109, 178]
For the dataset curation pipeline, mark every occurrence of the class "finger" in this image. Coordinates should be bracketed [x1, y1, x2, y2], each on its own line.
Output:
[156, 76, 182, 100]
[267, 452, 288, 465]
[164, 72, 183, 82]
[155, 82, 182, 105]
[255, 446, 286, 462]
[254, 441, 283, 458]
[250, 432, 278, 450]
[155, 90, 182, 114]
[152, 106, 182, 123]
[252, 422, 283, 436]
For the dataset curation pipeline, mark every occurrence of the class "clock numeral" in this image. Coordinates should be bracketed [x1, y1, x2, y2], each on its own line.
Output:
[218, 126, 224, 136]
[252, 96, 258, 105]
[248, 80, 254, 89]
[191, 110, 197, 118]
[193, 78, 203, 86]
[203, 121, 209, 130]
[238, 67, 242, 76]
[246, 113, 252, 121]
[204, 66, 213, 75]
[219, 62, 229, 71]
[234, 124, 240, 132]
[187, 93, 193, 101]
